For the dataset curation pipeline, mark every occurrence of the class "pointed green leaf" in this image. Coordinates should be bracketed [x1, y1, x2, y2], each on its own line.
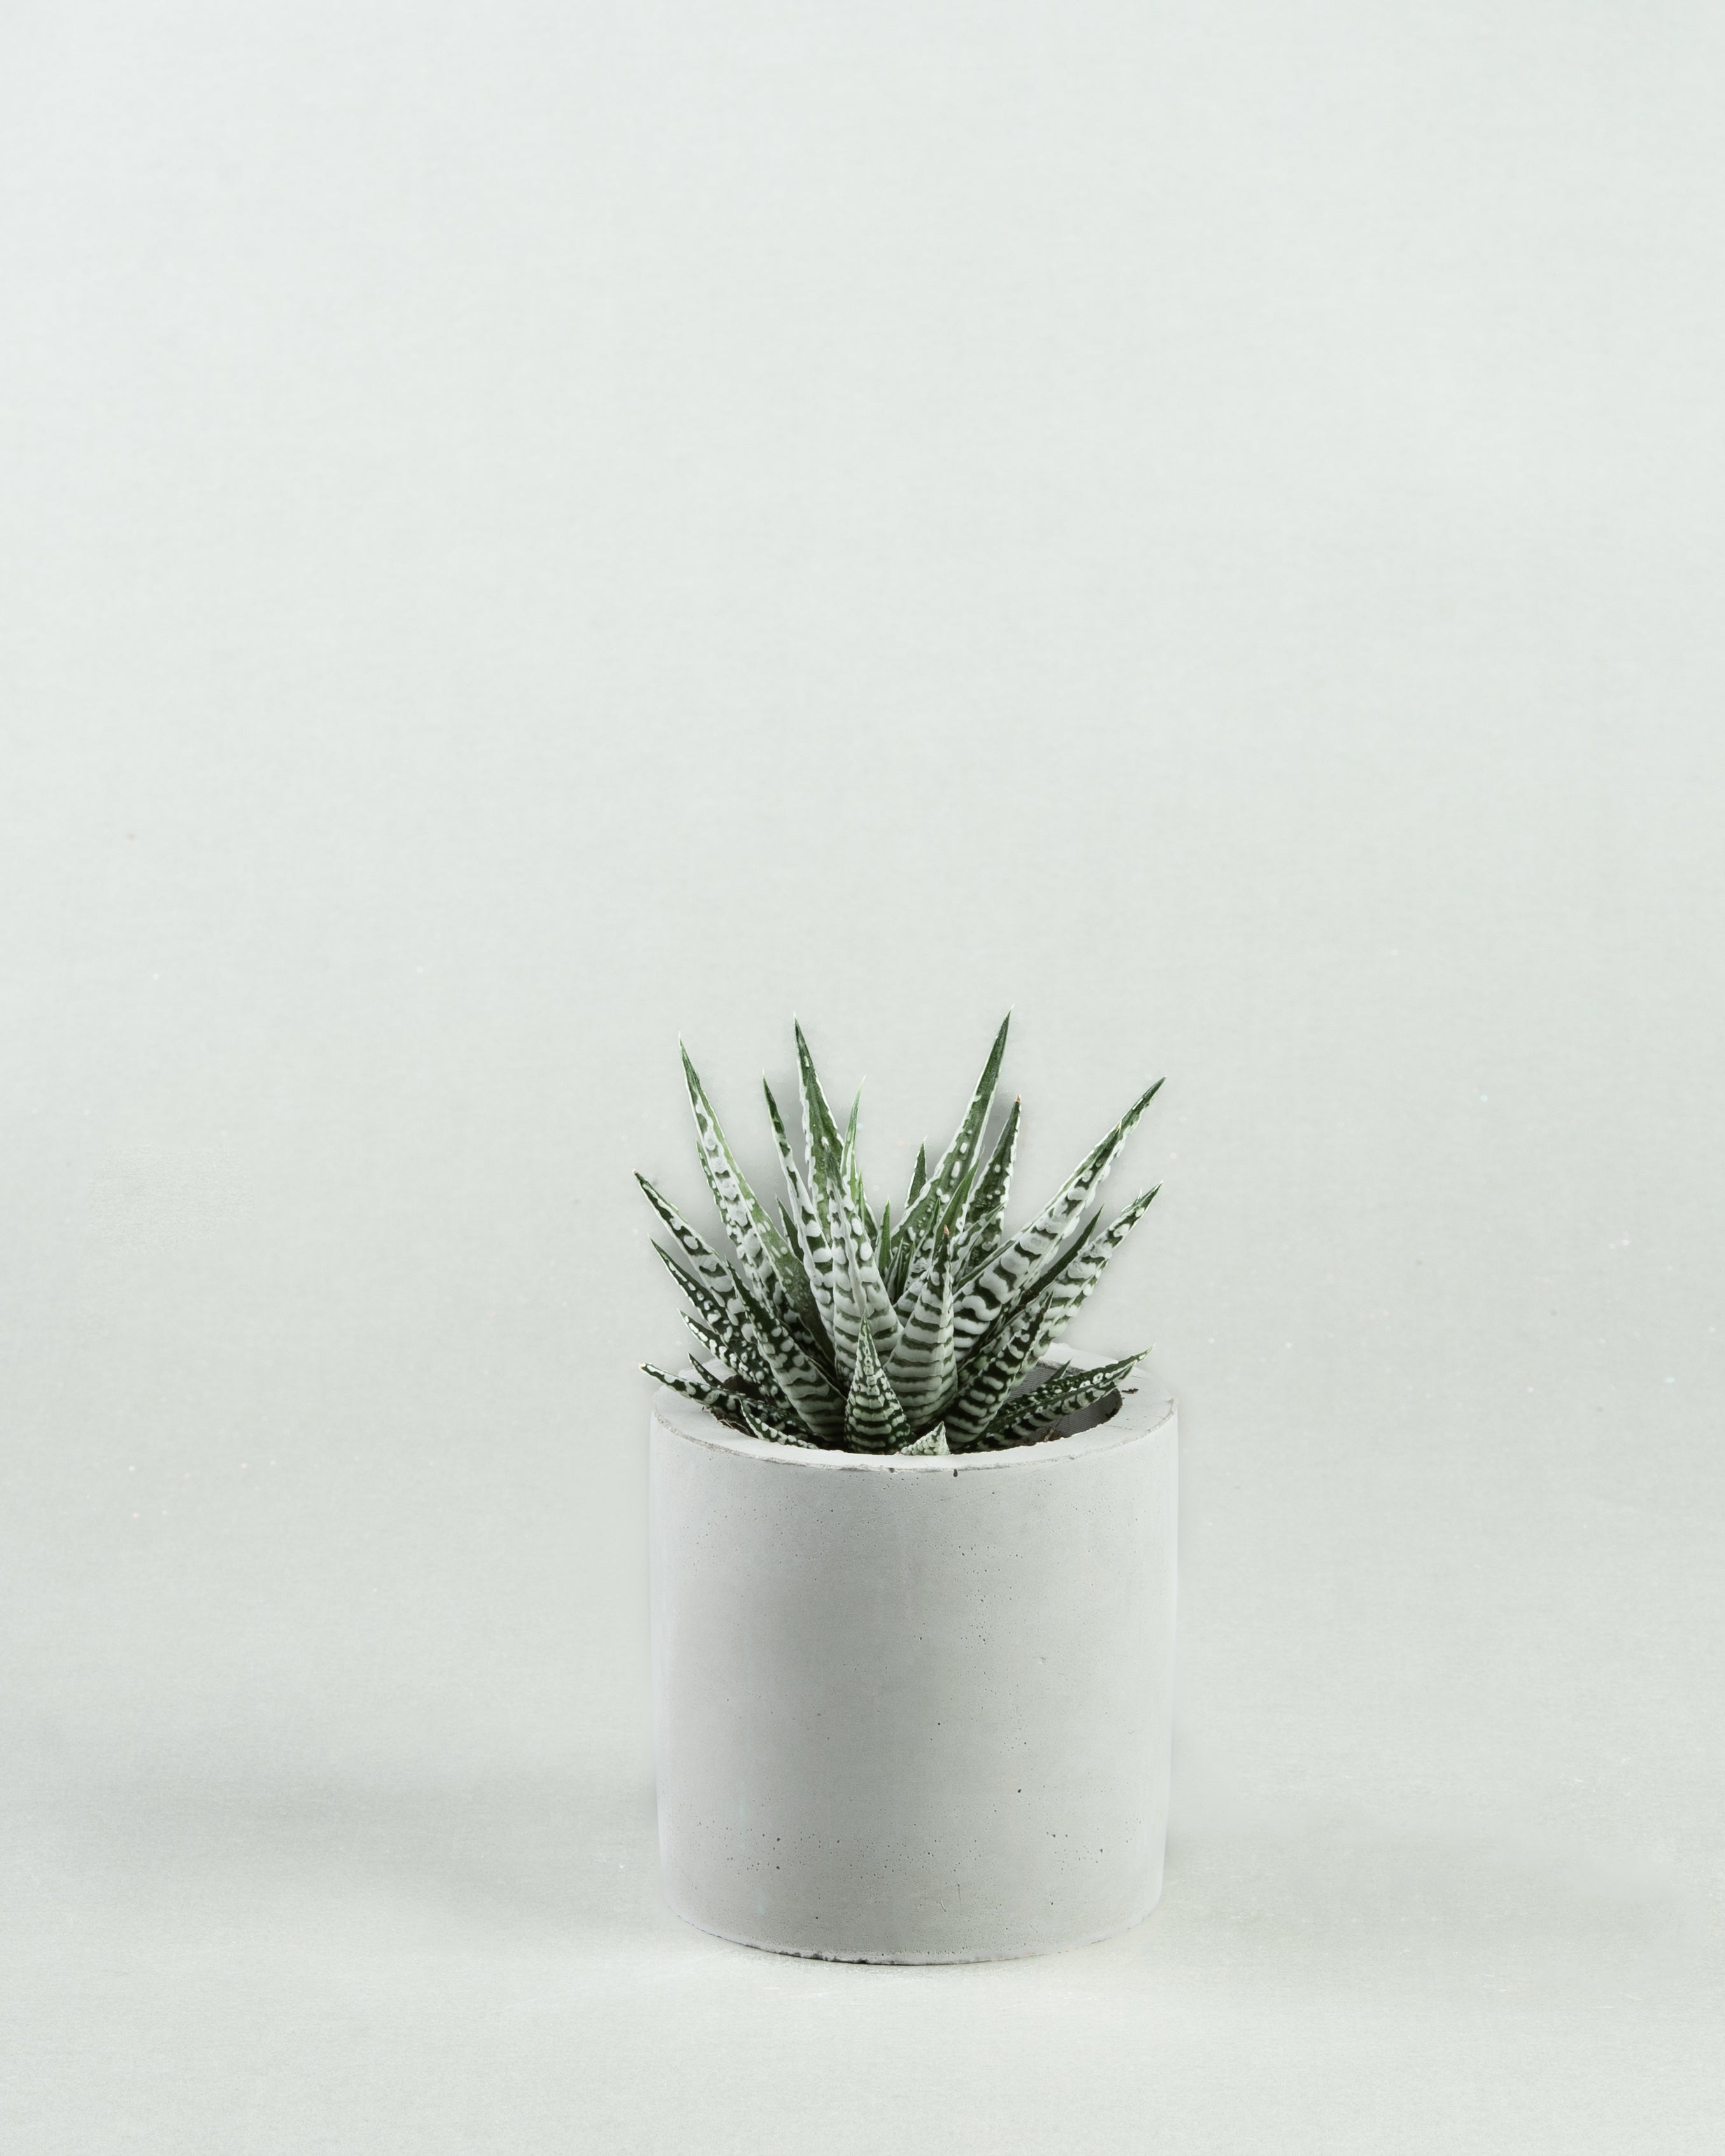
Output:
[642, 1358, 728, 1406]
[843, 1319, 912, 1452]
[931, 1012, 1010, 1206]
[841, 1089, 880, 1247]
[642, 1361, 787, 1434]
[885, 1225, 957, 1424]
[906, 1142, 927, 1209]
[677, 1309, 775, 1391]
[811, 1137, 859, 1378]
[831, 1117, 902, 1378]
[896, 1014, 1010, 1256]
[984, 1353, 1147, 1447]
[896, 1420, 948, 1456]
[944, 1300, 1045, 1448]
[955, 1096, 1021, 1277]
[1031, 1184, 1160, 1361]
[764, 1079, 839, 1341]
[886, 1229, 916, 1306]
[761, 1268, 839, 1378]
[727, 1268, 847, 1439]
[740, 1401, 823, 1449]
[650, 1238, 749, 1340]
[892, 1150, 977, 1322]
[794, 1021, 845, 1195]
[637, 1173, 754, 1328]
[959, 1212, 1106, 1378]
[653, 1252, 825, 1417]
[680, 1043, 795, 1293]
[655, 1235, 840, 1437]
[953, 1077, 1162, 1350]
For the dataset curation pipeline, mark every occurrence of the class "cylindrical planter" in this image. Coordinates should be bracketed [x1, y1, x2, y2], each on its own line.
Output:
[648, 1362, 1178, 1964]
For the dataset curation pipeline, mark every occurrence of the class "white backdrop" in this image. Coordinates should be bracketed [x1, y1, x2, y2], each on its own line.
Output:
[4, 4, 1721, 2150]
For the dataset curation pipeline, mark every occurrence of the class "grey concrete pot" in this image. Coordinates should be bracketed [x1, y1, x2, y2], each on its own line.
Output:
[648, 1360, 1178, 1963]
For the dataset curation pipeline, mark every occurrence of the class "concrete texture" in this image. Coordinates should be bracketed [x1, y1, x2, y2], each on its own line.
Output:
[650, 1379, 1178, 1961]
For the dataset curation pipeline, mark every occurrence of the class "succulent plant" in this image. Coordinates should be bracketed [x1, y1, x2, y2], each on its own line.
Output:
[638, 1016, 1162, 1455]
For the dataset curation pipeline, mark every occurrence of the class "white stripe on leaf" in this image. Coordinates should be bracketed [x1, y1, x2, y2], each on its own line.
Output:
[885, 1226, 957, 1424]
[843, 1320, 912, 1452]
[953, 1079, 1162, 1348]
[984, 1354, 1146, 1446]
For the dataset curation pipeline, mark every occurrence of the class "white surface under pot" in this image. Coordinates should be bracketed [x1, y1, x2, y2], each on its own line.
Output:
[648, 1362, 1179, 1964]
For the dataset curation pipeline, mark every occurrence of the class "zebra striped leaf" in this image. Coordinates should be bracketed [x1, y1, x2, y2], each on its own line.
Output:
[677, 1310, 774, 1390]
[952, 1078, 1162, 1350]
[726, 1268, 847, 1439]
[1031, 1184, 1160, 1361]
[959, 1212, 1106, 1379]
[640, 1021, 1165, 1457]
[641, 1360, 783, 1432]
[885, 1225, 957, 1424]
[955, 1096, 1020, 1277]
[651, 1240, 742, 1338]
[681, 1044, 794, 1293]
[906, 1142, 928, 1208]
[984, 1354, 1146, 1447]
[763, 1079, 838, 1336]
[843, 1318, 912, 1452]
[650, 1228, 835, 1434]
[801, 1112, 855, 1378]
[929, 1011, 1010, 1207]
[892, 1151, 977, 1320]
[653, 1245, 833, 1409]
[944, 1300, 1045, 1448]
[842, 1089, 881, 1248]
[833, 1119, 902, 1376]
[794, 1022, 845, 1200]
[741, 1401, 822, 1448]
[895, 1014, 1010, 1256]
[637, 1174, 752, 1328]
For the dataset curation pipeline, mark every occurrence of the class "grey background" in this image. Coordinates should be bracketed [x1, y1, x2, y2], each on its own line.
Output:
[4, 2, 1721, 2149]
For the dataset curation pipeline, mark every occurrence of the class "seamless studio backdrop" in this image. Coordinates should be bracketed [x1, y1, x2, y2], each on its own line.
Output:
[3, 4, 1721, 2152]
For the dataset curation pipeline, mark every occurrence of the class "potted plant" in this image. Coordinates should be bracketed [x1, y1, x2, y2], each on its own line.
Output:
[637, 1016, 1178, 1963]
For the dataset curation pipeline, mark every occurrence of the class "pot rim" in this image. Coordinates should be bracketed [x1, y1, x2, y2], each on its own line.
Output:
[650, 1351, 1174, 1474]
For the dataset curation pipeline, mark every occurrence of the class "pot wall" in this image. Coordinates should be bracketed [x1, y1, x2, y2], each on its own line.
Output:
[648, 1370, 1178, 1963]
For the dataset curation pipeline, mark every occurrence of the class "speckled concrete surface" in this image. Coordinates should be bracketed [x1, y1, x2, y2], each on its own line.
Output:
[650, 1380, 1177, 1961]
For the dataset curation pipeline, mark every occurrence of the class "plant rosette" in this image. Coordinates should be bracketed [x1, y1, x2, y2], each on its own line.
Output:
[637, 1018, 1178, 1962]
